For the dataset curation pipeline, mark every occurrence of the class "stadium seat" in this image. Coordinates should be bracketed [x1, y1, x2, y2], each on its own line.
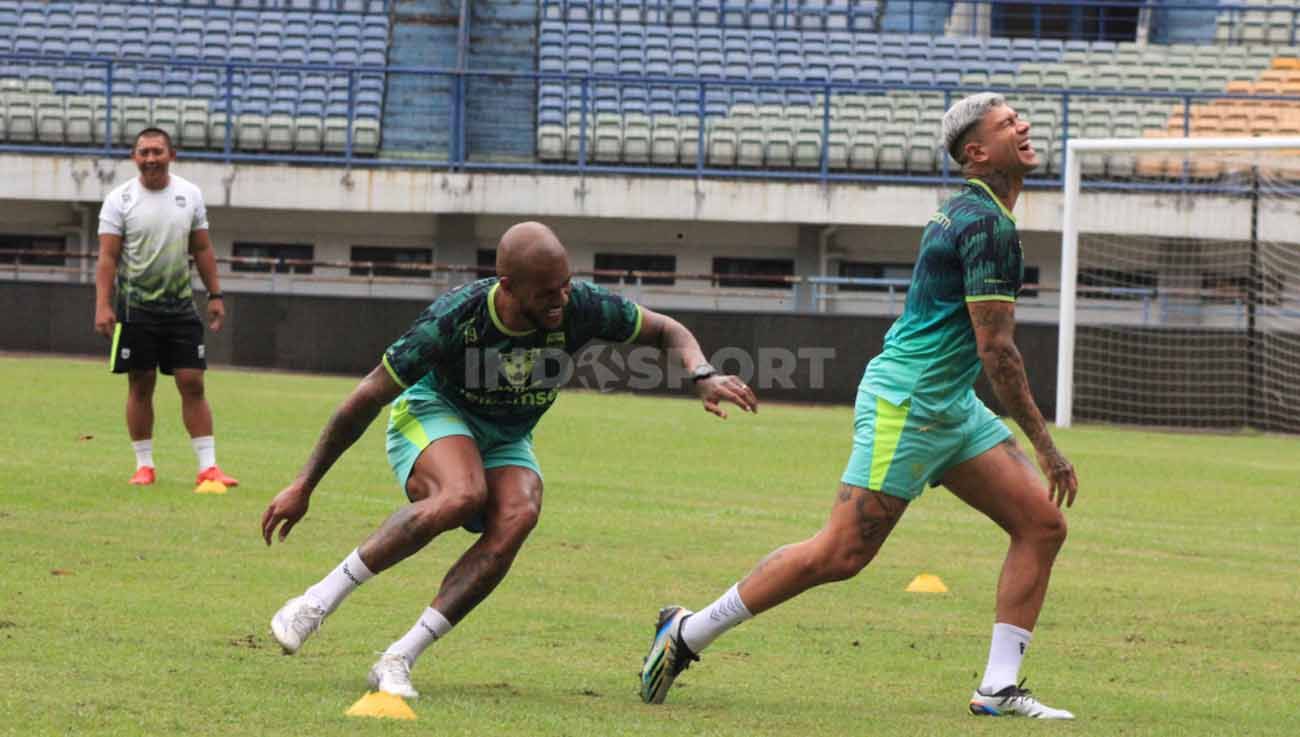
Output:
[6, 96, 34, 142]
[293, 116, 323, 153]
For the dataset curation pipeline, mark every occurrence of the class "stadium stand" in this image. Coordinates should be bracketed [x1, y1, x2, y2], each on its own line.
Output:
[535, 0, 1300, 178]
[2, 0, 1300, 177]
[0, 0, 390, 153]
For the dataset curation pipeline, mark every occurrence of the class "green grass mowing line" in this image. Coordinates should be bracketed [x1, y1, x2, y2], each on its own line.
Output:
[1, 355, 1296, 736]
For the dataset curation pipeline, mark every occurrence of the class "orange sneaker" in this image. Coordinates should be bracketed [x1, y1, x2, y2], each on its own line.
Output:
[196, 466, 239, 487]
[129, 466, 156, 485]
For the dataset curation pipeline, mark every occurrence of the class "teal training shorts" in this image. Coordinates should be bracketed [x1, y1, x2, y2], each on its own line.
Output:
[385, 385, 543, 503]
[840, 389, 1012, 501]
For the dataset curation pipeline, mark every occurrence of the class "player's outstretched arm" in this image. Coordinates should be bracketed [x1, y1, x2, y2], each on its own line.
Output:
[633, 307, 757, 419]
[261, 365, 404, 544]
[968, 300, 1078, 507]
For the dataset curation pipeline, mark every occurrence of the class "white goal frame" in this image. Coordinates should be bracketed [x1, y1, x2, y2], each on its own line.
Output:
[1055, 136, 1300, 428]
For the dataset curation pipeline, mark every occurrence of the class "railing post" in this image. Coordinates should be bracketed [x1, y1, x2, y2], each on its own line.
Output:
[1060, 90, 1070, 182]
[104, 59, 114, 155]
[346, 68, 356, 163]
[819, 83, 830, 180]
[941, 87, 952, 181]
[696, 80, 705, 176]
[578, 77, 590, 168]
[457, 71, 468, 166]
[223, 64, 234, 157]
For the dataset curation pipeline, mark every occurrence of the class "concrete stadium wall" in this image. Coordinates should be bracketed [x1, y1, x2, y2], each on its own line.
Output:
[0, 281, 1058, 415]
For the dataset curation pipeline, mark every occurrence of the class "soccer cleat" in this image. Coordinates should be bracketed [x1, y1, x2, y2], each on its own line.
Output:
[639, 606, 699, 704]
[969, 679, 1075, 719]
[368, 653, 419, 699]
[196, 465, 239, 487]
[128, 466, 156, 485]
[270, 595, 327, 655]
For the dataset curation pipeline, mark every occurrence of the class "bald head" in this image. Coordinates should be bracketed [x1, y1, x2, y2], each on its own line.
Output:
[496, 221, 569, 286]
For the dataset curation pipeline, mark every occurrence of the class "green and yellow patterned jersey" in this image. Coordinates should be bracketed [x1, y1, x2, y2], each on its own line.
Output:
[862, 178, 1024, 415]
[383, 278, 644, 441]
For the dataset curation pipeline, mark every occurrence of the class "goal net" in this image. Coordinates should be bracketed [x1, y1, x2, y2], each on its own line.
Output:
[1057, 137, 1300, 433]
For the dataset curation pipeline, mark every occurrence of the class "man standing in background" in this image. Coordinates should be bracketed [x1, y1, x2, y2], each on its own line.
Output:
[94, 127, 239, 491]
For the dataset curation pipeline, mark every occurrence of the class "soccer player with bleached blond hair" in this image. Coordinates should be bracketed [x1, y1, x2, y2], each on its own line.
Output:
[640, 93, 1080, 719]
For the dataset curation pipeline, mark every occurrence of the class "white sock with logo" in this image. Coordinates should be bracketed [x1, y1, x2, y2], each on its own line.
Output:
[305, 549, 375, 614]
[680, 583, 753, 654]
[191, 435, 216, 470]
[131, 439, 154, 470]
[385, 607, 453, 666]
[979, 622, 1033, 693]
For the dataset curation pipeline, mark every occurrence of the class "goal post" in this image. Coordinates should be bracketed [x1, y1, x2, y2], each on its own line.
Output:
[1056, 136, 1300, 432]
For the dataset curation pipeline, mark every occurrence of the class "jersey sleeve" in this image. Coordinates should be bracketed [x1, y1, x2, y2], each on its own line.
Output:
[569, 281, 644, 344]
[958, 215, 1022, 302]
[98, 191, 124, 237]
[191, 187, 210, 231]
[382, 307, 458, 389]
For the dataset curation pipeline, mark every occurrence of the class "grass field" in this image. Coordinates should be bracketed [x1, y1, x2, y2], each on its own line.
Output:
[1, 354, 1297, 737]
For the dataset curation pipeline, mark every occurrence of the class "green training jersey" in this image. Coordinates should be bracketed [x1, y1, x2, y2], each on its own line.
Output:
[862, 178, 1023, 415]
[383, 278, 644, 441]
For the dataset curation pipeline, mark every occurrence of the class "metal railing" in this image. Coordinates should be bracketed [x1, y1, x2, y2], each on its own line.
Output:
[2, 47, 1300, 192]
[541, 0, 1294, 43]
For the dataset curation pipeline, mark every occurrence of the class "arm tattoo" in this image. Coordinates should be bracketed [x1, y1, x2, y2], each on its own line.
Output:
[987, 341, 1052, 450]
[975, 307, 1053, 451]
[299, 389, 384, 489]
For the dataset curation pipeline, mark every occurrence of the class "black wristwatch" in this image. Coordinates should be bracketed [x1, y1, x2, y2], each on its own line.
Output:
[690, 363, 719, 382]
[208, 293, 224, 300]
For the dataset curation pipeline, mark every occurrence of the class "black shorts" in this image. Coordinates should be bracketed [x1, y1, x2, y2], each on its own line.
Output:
[109, 318, 207, 375]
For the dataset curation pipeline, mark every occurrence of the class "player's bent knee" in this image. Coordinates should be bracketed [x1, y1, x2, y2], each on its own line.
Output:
[486, 501, 540, 547]
[438, 482, 489, 528]
[808, 533, 876, 582]
[824, 540, 879, 581]
[406, 478, 488, 532]
[1041, 508, 1068, 548]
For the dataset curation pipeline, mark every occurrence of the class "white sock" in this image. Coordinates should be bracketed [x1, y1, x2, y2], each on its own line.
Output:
[131, 439, 154, 469]
[979, 622, 1033, 693]
[191, 435, 216, 470]
[680, 583, 753, 654]
[384, 607, 453, 666]
[305, 549, 375, 614]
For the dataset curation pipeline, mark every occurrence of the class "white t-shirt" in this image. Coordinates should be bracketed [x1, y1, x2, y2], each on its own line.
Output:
[98, 174, 209, 320]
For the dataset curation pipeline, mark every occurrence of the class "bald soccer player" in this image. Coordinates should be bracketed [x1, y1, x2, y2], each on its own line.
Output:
[262, 222, 757, 698]
[638, 93, 1079, 719]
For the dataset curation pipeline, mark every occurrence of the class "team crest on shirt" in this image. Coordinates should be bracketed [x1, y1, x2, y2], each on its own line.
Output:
[121, 191, 132, 205]
[175, 195, 187, 208]
[499, 348, 540, 387]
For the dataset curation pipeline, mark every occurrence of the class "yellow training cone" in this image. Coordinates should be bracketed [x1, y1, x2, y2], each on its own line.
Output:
[345, 691, 417, 720]
[194, 480, 228, 495]
[905, 573, 949, 593]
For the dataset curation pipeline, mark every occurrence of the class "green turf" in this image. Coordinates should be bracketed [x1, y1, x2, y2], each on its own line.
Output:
[1, 355, 1296, 736]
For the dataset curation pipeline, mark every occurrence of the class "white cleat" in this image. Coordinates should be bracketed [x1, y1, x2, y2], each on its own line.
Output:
[368, 653, 419, 699]
[270, 595, 327, 655]
[969, 680, 1075, 719]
